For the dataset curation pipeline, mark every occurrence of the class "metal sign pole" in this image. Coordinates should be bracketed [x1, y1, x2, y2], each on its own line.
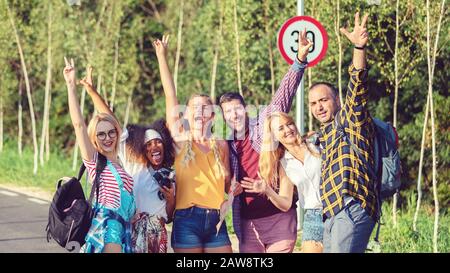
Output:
[296, 0, 305, 232]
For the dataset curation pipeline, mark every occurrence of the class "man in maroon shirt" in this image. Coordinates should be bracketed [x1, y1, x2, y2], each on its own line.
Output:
[218, 30, 312, 253]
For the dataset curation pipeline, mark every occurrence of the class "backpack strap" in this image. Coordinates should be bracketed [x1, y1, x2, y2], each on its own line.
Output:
[77, 164, 86, 181]
[107, 160, 125, 190]
[334, 118, 377, 179]
[334, 118, 383, 243]
[88, 153, 107, 212]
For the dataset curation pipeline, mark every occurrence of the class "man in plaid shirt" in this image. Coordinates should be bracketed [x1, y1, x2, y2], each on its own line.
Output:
[218, 30, 313, 253]
[308, 12, 377, 253]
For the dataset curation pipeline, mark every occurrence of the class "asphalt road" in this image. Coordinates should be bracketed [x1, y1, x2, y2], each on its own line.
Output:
[0, 187, 241, 253]
[0, 188, 65, 253]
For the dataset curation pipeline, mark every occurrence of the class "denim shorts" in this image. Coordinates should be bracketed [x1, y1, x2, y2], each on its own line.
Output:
[171, 206, 232, 249]
[302, 209, 324, 243]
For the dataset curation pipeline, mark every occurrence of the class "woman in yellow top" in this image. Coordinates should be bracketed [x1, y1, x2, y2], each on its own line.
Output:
[153, 35, 232, 253]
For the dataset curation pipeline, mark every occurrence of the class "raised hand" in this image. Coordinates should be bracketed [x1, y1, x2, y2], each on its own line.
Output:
[297, 29, 314, 62]
[63, 57, 76, 86]
[340, 12, 369, 47]
[79, 66, 95, 92]
[152, 35, 169, 58]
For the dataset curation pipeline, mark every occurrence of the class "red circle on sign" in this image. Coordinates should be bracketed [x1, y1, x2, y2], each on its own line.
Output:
[277, 16, 328, 67]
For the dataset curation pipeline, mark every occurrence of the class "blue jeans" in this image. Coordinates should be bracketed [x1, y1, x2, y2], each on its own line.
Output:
[171, 206, 231, 249]
[323, 200, 375, 253]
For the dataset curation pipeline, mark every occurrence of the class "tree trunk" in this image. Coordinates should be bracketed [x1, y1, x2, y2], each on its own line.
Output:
[0, 88, 3, 153]
[334, 0, 343, 105]
[18, 77, 23, 157]
[173, 0, 184, 94]
[233, 0, 243, 96]
[40, 1, 52, 166]
[307, 0, 317, 132]
[7, 2, 39, 174]
[426, 0, 445, 253]
[308, 69, 313, 132]
[110, 37, 120, 111]
[123, 91, 133, 129]
[413, 93, 430, 232]
[90, 0, 109, 63]
[263, 0, 275, 96]
[45, 90, 51, 161]
[147, 0, 162, 23]
[392, 0, 400, 228]
[210, 0, 223, 103]
[98, 73, 104, 113]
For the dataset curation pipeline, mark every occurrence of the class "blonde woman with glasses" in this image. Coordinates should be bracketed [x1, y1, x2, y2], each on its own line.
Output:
[63, 58, 136, 253]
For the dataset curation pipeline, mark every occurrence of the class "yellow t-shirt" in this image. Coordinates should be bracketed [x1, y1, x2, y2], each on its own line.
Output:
[174, 141, 226, 210]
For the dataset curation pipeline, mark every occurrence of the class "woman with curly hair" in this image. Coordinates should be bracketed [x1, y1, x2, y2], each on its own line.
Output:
[79, 66, 176, 253]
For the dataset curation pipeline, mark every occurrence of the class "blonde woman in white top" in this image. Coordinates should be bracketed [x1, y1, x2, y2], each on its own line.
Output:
[241, 111, 323, 253]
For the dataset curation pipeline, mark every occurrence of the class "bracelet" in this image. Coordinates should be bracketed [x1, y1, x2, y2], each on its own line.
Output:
[354, 45, 365, 50]
[296, 55, 308, 65]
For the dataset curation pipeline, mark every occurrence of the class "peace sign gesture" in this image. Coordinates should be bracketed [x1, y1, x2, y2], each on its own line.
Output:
[153, 35, 169, 58]
[297, 29, 314, 62]
[340, 12, 369, 47]
[63, 57, 76, 86]
[79, 65, 95, 93]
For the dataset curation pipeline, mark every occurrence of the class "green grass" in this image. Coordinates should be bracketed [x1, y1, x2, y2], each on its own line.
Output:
[1, 143, 448, 252]
[373, 193, 450, 253]
[0, 142, 81, 194]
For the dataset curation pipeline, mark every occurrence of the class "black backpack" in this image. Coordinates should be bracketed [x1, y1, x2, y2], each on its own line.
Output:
[46, 153, 107, 251]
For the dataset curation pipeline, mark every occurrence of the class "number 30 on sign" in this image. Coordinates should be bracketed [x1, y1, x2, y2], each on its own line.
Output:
[277, 16, 328, 67]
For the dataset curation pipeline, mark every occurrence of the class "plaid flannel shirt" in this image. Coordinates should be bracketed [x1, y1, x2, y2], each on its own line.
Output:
[319, 64, 378, 221]
[230, 58, 307, 241]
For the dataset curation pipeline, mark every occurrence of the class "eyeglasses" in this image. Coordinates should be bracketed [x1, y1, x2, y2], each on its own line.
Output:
[96, 129, 117, 140]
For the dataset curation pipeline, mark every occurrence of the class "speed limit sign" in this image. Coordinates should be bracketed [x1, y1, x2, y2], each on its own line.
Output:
[277, 16, 328, 67]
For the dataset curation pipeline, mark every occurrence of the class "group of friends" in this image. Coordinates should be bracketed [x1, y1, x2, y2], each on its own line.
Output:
[62, 11, 379, 253]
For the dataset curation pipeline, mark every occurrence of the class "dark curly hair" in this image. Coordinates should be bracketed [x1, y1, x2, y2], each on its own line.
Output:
[125, 119, 175, 169]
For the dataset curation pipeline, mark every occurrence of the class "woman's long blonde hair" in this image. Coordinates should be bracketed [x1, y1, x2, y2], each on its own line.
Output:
[87, 112, 122, 157]
[181, 93, 227, 178]
[259, 112, 319, 190]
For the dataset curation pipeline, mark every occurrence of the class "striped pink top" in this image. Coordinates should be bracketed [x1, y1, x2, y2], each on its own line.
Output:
[83, 153, 134, 209]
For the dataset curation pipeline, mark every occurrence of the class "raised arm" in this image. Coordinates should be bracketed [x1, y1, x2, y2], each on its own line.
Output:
[254, 30, 312, 150]
[79, 66, 115, 119]
[339, 12, 371, 126]
[340, 12, 368, 70]
[63, 57, 95, 161]
[262, 29, 312, 116]
[153, 35, 180, 136]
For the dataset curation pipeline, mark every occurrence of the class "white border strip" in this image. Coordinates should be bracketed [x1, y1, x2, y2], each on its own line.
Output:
[0, 190, 19, 197]
[27, 198, 49, 205]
